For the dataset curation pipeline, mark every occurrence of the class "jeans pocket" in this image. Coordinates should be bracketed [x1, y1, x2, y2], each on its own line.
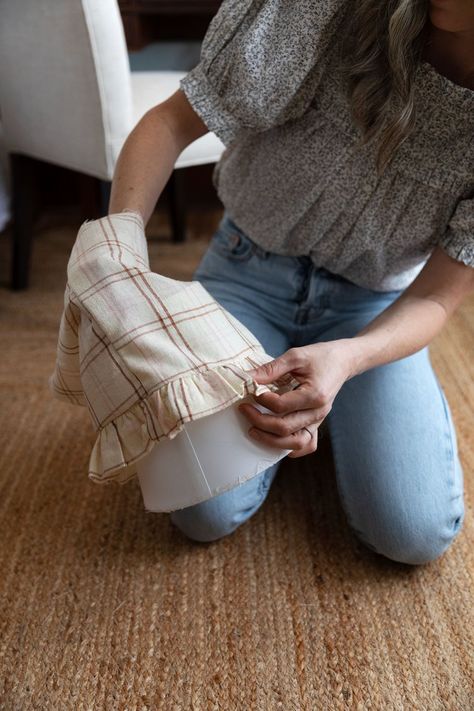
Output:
[210, 217, 259, 262]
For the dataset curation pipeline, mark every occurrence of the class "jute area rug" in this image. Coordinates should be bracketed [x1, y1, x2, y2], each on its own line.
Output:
[0, 211, 473, 710]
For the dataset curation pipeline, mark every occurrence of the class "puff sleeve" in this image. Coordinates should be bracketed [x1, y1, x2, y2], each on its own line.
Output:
[179, 0, 348, 146]
[438, 197, 474, 268]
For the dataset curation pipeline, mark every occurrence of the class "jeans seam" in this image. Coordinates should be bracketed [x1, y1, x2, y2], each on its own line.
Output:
[431, 370, 464, 531]
[430, 367, 457, 481]
[327, 410, 371, 544]
[257, 473, 269, 498]
[257, 464, 279, 499]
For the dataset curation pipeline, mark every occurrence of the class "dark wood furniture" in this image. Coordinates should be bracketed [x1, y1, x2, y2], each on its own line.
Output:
[119, 0, 222, 49]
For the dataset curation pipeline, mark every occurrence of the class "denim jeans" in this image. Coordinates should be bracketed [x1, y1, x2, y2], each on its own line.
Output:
[170, 212, 465, 565]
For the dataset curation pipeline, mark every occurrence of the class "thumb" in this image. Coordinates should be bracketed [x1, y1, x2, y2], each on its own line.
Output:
[246, 354, 293, 384]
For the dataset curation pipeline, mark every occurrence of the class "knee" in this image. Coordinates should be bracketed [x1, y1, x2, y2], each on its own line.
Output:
[169, 498, 239, 543]
[358, 509, 464, 566]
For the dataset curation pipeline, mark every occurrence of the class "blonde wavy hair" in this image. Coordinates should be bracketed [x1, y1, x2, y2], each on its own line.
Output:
[342, 0, 429, 173]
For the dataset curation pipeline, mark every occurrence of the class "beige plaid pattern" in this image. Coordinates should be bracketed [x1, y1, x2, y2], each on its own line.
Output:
[49, 211, 297, 486]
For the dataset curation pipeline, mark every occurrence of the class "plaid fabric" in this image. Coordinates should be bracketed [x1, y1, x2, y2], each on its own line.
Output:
[49, 211, 297, 486]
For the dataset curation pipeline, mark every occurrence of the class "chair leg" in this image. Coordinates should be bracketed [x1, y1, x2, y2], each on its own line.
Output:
[99, 180, 111, 217]
[77, 175, 111, 220]
[166, 169, 186, 243]
[10, 153, 41, 290]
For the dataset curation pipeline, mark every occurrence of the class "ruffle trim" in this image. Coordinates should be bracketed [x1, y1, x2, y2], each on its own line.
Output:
[87, 354, 299, 486]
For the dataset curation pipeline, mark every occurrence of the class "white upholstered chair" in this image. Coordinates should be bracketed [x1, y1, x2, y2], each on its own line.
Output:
[0, 0, 224, 289]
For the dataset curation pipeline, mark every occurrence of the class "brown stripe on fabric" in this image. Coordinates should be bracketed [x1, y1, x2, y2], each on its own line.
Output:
[80, 347, 149, 430]
[110, 317, 165, 350]
[246, 355, 269, 371]
[138, 272, 208, 368]
[169, 379, 186, 427]
[57, 338, 79, 354]
[71, 240, 89, 266]
[88, 322, 145, 397]
[67, 299, 81, 329]
[246, 356, 260, 366]
[71, 255, 147, 385]
[72, 265, 132, 302]
[68, 241, 149, 272]
[50, 376, 83, 406]
[88, 439, 152, 480]
[80, 382, 101, 429]
[139, 399, 160, 443]
[89, 467, 139, 484]
[76, 262, 149, 305]
[111, 420, 125, 455]
[106, 215, 123, 263]
[78, 319, 115, 372]
[64, 307, 79, 338]
[97, 212, 144, 233]
[78, 339, 108, 372]
[220, 306, 255, 351]
[74, 286, 131, 372]
[192, 378, 204, 396]
[54, 366, 83, 404]
[50, 382, 84, 399]
[88, 323, 146, 410]
[75, 297, 147, 394]
[113, 305, 222, 352]
[141, 392, 162, 443]
[159, 302, 219, 320]
[58, 319, 79, 350]
[99, 216, 115, 259]
[127, 336, 166, 384]
[222, 363, 248, 384]
[122, 267, 200, 371]
[76, 213, 144, 241]
[179, 378, 193, 421]
[93, 389, 140, 430]
[112, 302, 221, 350]
[115, 213, 144, 229]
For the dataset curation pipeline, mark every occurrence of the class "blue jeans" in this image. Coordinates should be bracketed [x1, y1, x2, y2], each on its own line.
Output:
[170, 212, 465, 565]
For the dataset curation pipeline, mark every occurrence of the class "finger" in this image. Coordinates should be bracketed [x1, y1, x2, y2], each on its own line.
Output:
[252, 386, 316, 415]
[247, 422, 318, 454]
[251, 388, 330, 419]
[245, 348, 304, 385]
[238, 403, 323, 437]
[256, 383, 330, 415]
[287, 427, 319, 458]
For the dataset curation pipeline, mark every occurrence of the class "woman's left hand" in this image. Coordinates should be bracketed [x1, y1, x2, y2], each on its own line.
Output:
[239, 339, 357, 458]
